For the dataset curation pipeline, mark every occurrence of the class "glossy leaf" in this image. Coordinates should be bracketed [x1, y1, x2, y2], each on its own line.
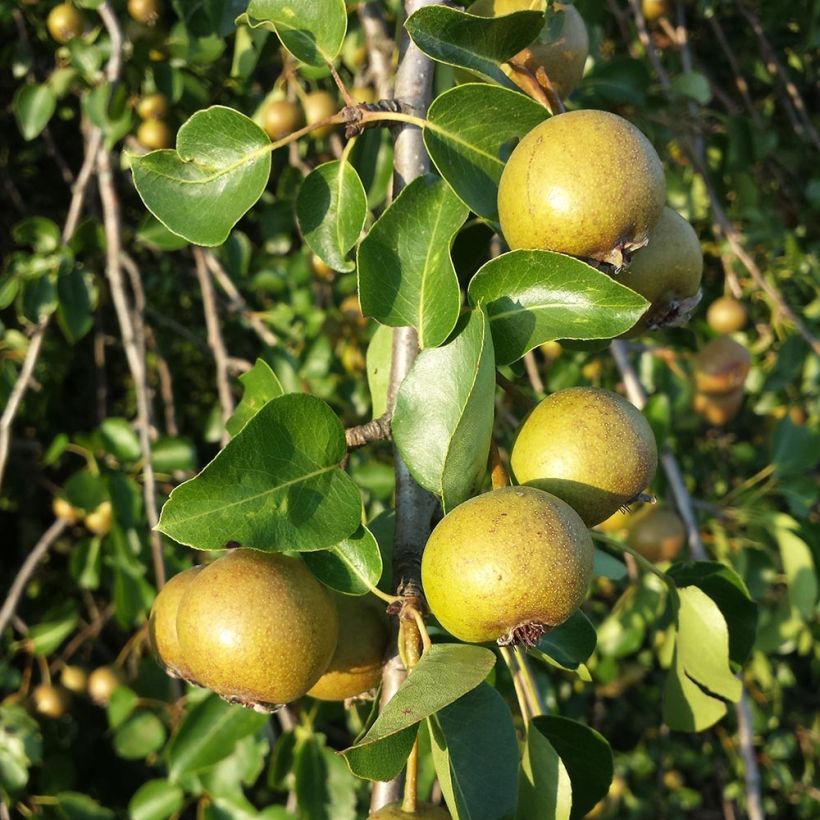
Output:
[663, 642, 727, 732]
[113, 712, 167, 760]
[166, 695, 269, 780]
[131, 106, 271, 246]
[517, 723, 572, 820]
[358, 174, 467, 348]
[392, 310, 495, 511]
[428, 684, 519, 820]
[244, 0, 347, 65]
[302, 525, 383, 596]
[14, 83, 56, 141]
[530, 610, 596, 672]
[424, 84, 548, 221]
[407, 5, 543, 86]
[366, 324, 393, 419]
[530, 716, 613, 819]
[56, 266, 95, 343]
[157, 394, 362, 551]
[296, 161, 367, 273]
[100, 418, 141, 462]
[468, 250, 649, 365]
[226, 358, 284, 437]
[775, 519, 817, 620]
[129, 779, 184, 820]
[342, 644, 495, 780]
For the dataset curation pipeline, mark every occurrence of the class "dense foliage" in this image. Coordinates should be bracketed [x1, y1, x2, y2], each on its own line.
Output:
[1, 1, 817, 818]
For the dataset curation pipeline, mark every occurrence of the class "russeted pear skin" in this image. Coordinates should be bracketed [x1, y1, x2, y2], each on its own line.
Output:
[626, 507, 685, 562]
[470, 0, 589, 98]
[511, 387, 658, 526]
[307, 595, 388, 701]
[148, 566, 201, 680]
[421, 486, 594, 644]
[369, 802, 451, 819]
[616, 207, 703, 331]
[175, 550, 339, 709]
[693, 388, 744, 426]
[693, 337, 751, 395]
[498, 110, 666, 267]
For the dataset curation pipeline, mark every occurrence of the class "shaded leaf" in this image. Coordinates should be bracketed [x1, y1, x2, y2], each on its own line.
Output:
[14, 83, 56, 141]
[129, 779, 184, 820]
[226, 358, 284, 437]
[302, 525, 383, 596]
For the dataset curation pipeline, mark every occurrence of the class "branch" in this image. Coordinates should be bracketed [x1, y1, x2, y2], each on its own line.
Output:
[345, 414, 392, 450]
[0, 519, 68, 638]
[371, 2, 442, 812]
[193, 247, 235, 448]
[358, 2, 395, 101]
[735, 691, 765, 820]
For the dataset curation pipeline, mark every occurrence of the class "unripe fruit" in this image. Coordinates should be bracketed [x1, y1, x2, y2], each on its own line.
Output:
[351, 86, 376, 104]
[595, 506, 635, 535]
[175, 550, 339, 709]
[616, 207, 703, 332]
[422, 486, 594, 645]
[47, 3, 84, 43]
[148, 567, 202, 680]
[626, 507, 685, 562]
[137, 120, 172, 150]
[498, 110, 665, 268]
[369, 803, 451, 819]
[511, 387, 658, 526]
[706, 296, 747, 334]
[32, 684, 70, 718]
[311, 254, 335, 280]
[307, 595, 388, 701]
[693, 388, 744, 426]
[539, 340, 562, 360]
[84, 501, 112, 537]
[303, 91, 337, 138]
[693, 337, 751, 395]
[87, 666, 124, 706]
[642, 0, 669, 22]
[60, 665, 88, 694]
[53, 497, 80, 524]
[471, 0, 589, 98]
[262, 99, 305, 140]
[136, 93, 169, 121]
[128, 0, 162, 26]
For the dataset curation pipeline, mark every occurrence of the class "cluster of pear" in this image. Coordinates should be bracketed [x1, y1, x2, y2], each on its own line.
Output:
[422, 387, 658, 646]
[46, 0, 161, 43]
[149, 550, 388, 710]
[16, 664, 124, 720]
[52, 497, 113, 537]
[135, 92, 172, 150]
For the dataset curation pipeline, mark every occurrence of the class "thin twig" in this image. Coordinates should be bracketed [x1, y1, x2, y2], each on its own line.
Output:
[204, 251, 279, 348]
[522, 351, 544, 395]
[345, 414, 392, 450]
[193, 248, 235, 447]
[0, 519, 68, 638]
[145, 327, 179, 437]
[735, 691, 765, 820]
[358, 2, 396, 101]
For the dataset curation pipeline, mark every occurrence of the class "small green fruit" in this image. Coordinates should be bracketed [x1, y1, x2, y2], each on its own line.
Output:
[693, 337, 751, 395]
[59, 665, 88, 694]
[497, 110, 666, 267]
[136, 93, 169, 120]
[369, 803, 451, 819]
[148, 567, 202, 680]
[262, 99, 305, 140]
[175, 550, 339, 709]
[87, 666, 124, 706]
[137, 119, 172, 150]
[626, 506, 685, 562]
[128, 0, 162, 26]
[303, 91, 337, 138]
[706, 296, 747, 334]
[422, 486, 594, 645]
[32, 684, 70, 718]
[616, 207, 703, 333]
[47, 3, 84, 43]
[511, 387, 658, 526]
[307, 595, 388, 701]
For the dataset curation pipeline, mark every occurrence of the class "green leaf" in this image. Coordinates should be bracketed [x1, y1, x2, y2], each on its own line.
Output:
[244, 0, 347, 65]
[226, 358, 284, 437]
[14, 83, 56, 141]
[293, 731, 358, 820]
[530, 716, 613, 820]
[57, 266, 95, 343]
[166, 695, 269, 781]
[131, 106, 271, 246]
[113, 712, 167, 760]
[670, 71, 712, 104]
[342, 644, 496, 780]
[12, 217, 61, 253]
[302, 525, 383, 596]
[53, 792, 115, 820]
[100, 417, 141, 462]
[358, 174, 467, 348]
[530, 610, 596, 672]
[424, 84, 548, 221]
[129, 779, 185, 820]
[157, 394, 362, 551]
[136, 214, 190, 251]
[296, 161, 367, 274]
[152, 437, 197, 473]
[428, 684, 519, 820]
[774, 518, 817, 620]
[771, 417, 820, 478]
[468, 250, 649, 365]
[392, 309, 495, 512]
[366, 324, 393, 419]
[517, 723, 572, 820]
[663, 644, 727, 732]
[406, 5, 543, 86]
[26, 605, 79, 656]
